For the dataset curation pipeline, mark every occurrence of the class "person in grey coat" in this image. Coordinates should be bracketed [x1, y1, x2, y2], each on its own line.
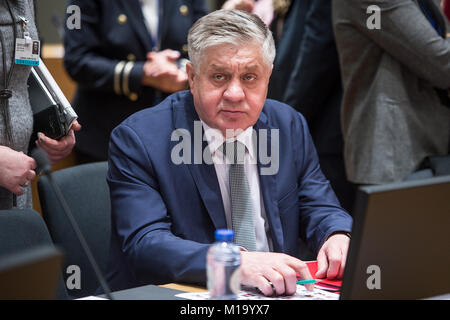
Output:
[333, 0, 450, 185]
[0, 0, 80, 210]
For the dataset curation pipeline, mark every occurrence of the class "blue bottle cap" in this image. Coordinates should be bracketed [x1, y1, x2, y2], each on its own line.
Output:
[214, 229, 234, 242]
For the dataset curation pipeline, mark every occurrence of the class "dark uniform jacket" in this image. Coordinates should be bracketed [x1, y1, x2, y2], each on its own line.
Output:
[64, 0, 207, 160]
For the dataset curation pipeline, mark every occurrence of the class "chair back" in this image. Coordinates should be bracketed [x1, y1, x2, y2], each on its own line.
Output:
[0, 209, 68, 299]
[38, 162, 111, 299]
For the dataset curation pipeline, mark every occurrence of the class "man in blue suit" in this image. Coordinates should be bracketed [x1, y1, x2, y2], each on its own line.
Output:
[105, 9, 352, 296]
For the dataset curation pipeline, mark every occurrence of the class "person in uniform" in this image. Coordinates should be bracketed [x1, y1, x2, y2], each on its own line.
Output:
[64, 0, 208, 163]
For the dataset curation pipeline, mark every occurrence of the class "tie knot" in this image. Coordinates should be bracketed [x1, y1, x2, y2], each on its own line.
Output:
[222, 141, 246, 164]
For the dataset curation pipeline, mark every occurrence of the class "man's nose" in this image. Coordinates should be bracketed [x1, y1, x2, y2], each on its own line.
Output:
[223, 78, 245, 102]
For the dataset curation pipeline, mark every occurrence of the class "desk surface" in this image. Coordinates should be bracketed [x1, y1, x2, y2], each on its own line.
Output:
[160, 283, 207, 293]
[106, 283, 206, 300]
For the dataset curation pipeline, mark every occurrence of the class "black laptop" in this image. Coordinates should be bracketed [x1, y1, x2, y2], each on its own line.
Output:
[340, 175, 450, 299]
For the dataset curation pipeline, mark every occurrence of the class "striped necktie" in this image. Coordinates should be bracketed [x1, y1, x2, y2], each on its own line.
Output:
[223, 141, 257, 251]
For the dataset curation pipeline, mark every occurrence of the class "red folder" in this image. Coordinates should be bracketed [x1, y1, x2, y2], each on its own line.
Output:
[296, 261, 342, 292]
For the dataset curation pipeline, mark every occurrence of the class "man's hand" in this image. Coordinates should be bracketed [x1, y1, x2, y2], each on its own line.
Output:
[35, 120, 81, 165]
[145, 49, 181, 77]
[315, 233, 350, 279]
[0, 146, 37, 195]
[142, 50, 188, 93]
[222, 0, 255, 12]
[240, 251, 314, 296]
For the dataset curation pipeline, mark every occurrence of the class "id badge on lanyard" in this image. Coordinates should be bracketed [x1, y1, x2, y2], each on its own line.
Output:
[14, 16, 40, 66]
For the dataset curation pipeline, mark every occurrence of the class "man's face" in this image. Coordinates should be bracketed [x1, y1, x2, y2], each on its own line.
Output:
[187, 43, 273, 136]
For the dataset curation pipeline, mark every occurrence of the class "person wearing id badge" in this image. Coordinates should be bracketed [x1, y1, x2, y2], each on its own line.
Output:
[0, 0, 80, 210]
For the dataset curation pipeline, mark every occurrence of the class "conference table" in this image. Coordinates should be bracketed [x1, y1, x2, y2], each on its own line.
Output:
[100, 283, 207, 300]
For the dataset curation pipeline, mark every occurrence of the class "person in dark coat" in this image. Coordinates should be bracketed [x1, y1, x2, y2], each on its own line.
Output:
[64, 0, 208, 163]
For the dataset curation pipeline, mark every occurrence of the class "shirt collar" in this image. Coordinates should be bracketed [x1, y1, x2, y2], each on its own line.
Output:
[201, 120, 256, 161]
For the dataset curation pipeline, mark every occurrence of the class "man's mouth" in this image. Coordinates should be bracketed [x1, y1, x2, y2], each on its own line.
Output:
[220, 108, 246, 114]
[220, 110, 246, 119]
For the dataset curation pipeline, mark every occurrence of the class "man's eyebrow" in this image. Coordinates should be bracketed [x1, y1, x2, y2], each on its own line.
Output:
[208, 64, 262, 72]
[209, 64, 229, 72]
[244, 64, 262, 72]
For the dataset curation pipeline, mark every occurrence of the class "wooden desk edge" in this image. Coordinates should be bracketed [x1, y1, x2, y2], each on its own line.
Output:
[159, 283, 207, 293]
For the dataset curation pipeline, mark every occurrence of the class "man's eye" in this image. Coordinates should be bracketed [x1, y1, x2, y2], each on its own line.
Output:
[243, 74, 256, 81]
[213, 74, 225, 81]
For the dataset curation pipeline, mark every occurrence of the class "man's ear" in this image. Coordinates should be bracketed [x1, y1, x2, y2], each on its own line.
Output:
[268, 63, 273, 79]
[186, 62, 195, 93]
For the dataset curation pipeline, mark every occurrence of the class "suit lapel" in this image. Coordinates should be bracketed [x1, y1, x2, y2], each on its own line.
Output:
[254, 111, 284, 252]
[173, 94, 285, 249]
[118, 0, 153, 52]
[172, 94, 227, 230]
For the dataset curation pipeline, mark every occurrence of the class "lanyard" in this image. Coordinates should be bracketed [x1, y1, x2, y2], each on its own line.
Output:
[0, 0, 18, 146]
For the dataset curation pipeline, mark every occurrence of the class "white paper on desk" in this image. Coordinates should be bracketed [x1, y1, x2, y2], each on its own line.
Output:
[176, 285, 339, 300]
[76, 296, 108, 300]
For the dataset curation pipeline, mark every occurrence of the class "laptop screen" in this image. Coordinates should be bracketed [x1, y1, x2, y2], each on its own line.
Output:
[340, 175, 450, 300]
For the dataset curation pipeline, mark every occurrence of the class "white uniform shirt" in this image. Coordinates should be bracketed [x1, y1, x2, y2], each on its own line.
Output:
[140, 0, 159, 49]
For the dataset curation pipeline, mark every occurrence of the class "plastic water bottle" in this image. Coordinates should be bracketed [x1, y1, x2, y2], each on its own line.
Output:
[207, 229, 241, 300]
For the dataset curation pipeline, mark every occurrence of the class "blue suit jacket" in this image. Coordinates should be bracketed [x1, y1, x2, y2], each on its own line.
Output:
[105, 91, 352, 292]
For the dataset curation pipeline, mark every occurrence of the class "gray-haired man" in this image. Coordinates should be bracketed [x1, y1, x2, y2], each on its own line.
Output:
[104, 9, 352, 296]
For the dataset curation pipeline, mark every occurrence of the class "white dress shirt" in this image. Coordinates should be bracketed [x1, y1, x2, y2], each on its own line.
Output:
[202, 121, 273, 252]
[140, 0, 159, 50]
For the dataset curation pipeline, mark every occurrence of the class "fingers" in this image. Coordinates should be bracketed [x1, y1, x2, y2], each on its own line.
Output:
[160, 49, 181, 60]
[11, 168, 36, 195]
[144, 72, 188, 92]
[147, 49, 180, 61]
[253, 272, 281, 297]
[18, 156, 36, 189]
[0, 147, 37, 195]
[315, 248, 328, 279]
[35, 130, 76, 165]
[71, 120, 82, 131]
[339, 242, 349, 279]
[144, 50, 182, 79]
[325, 248, 342, 279]
[222, 0, 254, 11]
[143, 61, 179, 79]
[36, 132, 70, 151]
[265, 267, 286, 296]
[289, 258, 314, 291]
[241, 252, 313, 296]
[151, 67, 179, 78]
[273, 263, 298, 295]
[25, 169, 36, 182]
[315, 234, 350, 280]
[11, 185, 24, 196]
